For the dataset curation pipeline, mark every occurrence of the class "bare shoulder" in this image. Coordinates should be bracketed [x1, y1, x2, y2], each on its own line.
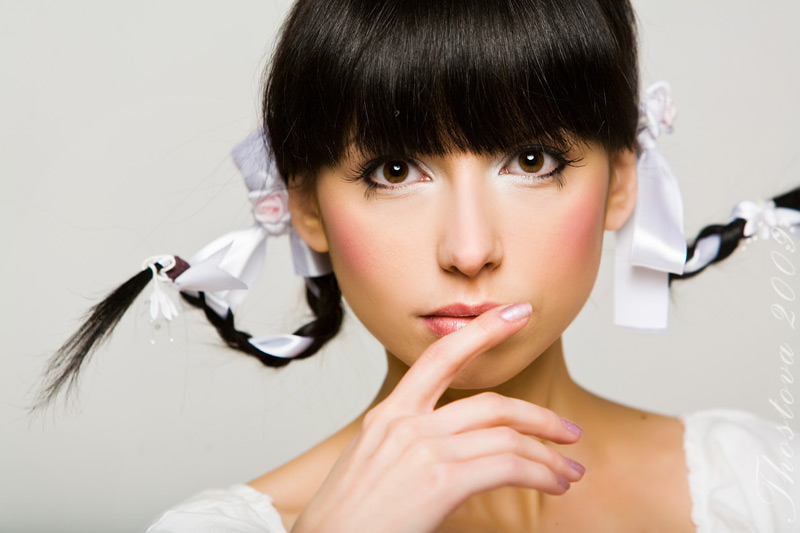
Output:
[593, 403, 695, 531]
[247, 417, 363, 529]
[538, 393, 694, 531]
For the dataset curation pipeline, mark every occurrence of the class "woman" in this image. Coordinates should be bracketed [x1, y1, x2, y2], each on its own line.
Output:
[141, 0, 797, 530]
[30, 0, 800, 531]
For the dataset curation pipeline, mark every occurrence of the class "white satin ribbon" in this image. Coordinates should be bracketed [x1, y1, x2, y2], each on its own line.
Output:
[682, 200, 800, 275]
[290, 228, 333, 278]
[169, 129, 329, 358]
[615, 81, 686, 330]
[248, 334, 314, 359]
[683, 234, 721, 275]
[142, 250, 247, 321]
[730, 200, 800, 240]
[173, 244, 249, 294]
[233, 129, 333, 279]
[186, 226, 268, 311]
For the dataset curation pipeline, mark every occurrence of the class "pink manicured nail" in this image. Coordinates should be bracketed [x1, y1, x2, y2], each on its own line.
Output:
[556, 475, 571, 490]
[561, 418, 583, 436]
[500, 302, 532, 322]
[566, 458, 586, 475]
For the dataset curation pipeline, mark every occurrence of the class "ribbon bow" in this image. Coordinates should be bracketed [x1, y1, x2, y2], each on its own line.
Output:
[143, 248, 248, 323]
[730, 200, 800, 240]
[614, 81, 687, 330]
[171, 130, 333, 358]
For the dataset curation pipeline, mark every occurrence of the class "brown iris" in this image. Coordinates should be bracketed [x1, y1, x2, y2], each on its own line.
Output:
[518, 150, 545, 173]
[383, 160, 409, 183]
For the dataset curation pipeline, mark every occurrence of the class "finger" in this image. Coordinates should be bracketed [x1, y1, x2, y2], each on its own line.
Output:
[423, 392, 583, 445]
[426, 427, 585, 482]
[387, 302, 532, 412]
[437, 454, 572, 510]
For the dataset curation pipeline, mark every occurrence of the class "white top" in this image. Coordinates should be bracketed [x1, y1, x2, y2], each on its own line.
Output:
[146, 410, 799, 532]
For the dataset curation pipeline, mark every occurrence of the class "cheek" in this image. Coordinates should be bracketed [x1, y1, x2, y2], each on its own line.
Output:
[319, 198, 427, 352]
[318, 197, 419, 300]
[542, 178, 609, 318]
[322, 210, 377, 278]
[513, 178, 607, 275]
[560, 190, 606, 263]
[502, 174, 608, 336]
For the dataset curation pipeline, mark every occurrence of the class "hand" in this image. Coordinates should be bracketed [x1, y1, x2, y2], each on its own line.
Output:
[291, 302, 585, 533]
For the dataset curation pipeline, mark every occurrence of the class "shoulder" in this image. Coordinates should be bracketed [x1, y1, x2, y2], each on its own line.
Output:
[145, 484, 288, 533]
[247, 416, 364, 526]
[681, 409, 798, 532]
[145, 420, 359, 533]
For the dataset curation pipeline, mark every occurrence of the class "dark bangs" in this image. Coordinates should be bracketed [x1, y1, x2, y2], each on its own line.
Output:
[264, 0, 639, 184]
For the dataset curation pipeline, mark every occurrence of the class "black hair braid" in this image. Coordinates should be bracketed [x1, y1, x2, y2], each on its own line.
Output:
[35, 261, 343, 410]
[669, 219, 747, 282]
[774, 186, 800, 211]
[179, 272, 343, 368]
[179, 292, 286, 366]
[33, 265, 159, 411]
[291, 273, 344, 358]
[671, 185, 800, 283]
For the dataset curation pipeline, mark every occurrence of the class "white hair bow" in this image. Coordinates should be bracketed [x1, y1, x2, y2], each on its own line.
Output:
[150, 130, 333, 358]
[614, 81, 686, 330]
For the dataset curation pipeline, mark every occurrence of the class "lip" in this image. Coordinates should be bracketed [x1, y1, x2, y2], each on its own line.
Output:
[423, 302, 501, 317]
[421, 302, 500, 337]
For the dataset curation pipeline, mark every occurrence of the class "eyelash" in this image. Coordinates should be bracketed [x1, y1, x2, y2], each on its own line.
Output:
[347, 146, 580, 198]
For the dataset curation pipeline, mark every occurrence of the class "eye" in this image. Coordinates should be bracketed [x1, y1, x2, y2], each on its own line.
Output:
[503, 147, 562, 178]
[366, 158, 430, 189]
[382, 160, 411, 184]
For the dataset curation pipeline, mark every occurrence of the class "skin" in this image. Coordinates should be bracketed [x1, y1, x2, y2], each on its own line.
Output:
[249, 142, 695, 531]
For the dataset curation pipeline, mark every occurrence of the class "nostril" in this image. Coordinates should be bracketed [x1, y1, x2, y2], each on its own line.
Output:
[444, 249, 501, 278]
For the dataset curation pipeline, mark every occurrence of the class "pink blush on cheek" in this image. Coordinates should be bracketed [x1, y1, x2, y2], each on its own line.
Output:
[322, 209, 383, 279]
[557, 193, 606, 263]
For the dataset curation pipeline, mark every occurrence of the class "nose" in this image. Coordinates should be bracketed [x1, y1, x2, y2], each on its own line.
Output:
[436, 167, 503, 278]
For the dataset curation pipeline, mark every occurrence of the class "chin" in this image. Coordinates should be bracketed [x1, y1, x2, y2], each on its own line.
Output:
[450, 361, 532, 390]
[449, 340, 546, 390]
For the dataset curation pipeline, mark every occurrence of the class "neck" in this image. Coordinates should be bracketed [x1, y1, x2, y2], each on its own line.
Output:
[371, 336, 592, 421]
[361, 337, 679, 529]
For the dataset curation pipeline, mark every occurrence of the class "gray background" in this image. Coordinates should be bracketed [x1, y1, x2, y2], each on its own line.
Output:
[2, 0, 799, 531]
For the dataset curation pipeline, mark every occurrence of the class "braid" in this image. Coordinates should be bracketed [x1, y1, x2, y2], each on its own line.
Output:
[774, 186, 800, 211]
[180, 292, 290, 367]
[291, 273, 344, 358]
[180, 272, 343, 367]
[670, 219, 746, 282]
[36, 266, 343, 412]
[33, 265, 159, 411]
[671, 185, 800, 283]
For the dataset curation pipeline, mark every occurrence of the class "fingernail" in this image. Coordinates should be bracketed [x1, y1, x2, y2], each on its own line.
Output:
[561, 418, 583, 437]
[556, 475, 571, 490]
[566, 457, 586, 475]
[500, 302, 532, 322]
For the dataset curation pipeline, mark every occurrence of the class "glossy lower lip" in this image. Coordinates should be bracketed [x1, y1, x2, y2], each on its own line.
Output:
[421, 303, 500, 337]
[421, 316, 477, 336]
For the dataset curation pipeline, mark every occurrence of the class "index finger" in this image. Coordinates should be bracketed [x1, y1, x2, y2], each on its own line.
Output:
[387, 302, 532, 413]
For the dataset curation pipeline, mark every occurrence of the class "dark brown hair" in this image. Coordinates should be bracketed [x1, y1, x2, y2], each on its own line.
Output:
[265, 0, 640, 186]
[259, 0, 640, 364]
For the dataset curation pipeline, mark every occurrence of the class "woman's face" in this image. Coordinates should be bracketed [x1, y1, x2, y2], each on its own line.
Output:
[292, 141, 635, 389]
